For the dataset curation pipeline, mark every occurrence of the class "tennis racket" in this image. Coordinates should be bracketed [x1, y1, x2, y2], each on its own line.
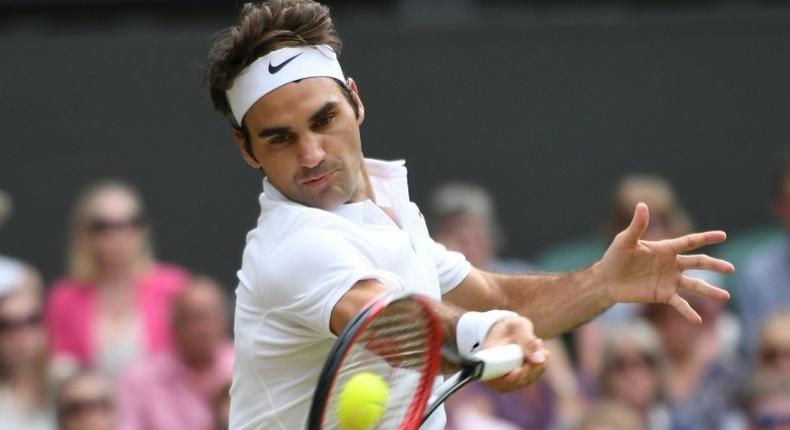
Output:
[307, 293, 524, 430]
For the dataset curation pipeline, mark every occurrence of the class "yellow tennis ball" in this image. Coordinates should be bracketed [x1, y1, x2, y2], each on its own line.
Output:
[337, 372, 389, 430]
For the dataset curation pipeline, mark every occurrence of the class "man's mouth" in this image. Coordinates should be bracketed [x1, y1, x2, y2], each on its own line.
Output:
[302, 170, 336, 188]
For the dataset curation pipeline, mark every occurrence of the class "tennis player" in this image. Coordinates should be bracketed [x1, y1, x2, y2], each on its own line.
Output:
[205, 1, 734, 428]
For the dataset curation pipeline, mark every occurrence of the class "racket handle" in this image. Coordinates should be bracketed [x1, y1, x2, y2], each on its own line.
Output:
[474, 344, 524, 380]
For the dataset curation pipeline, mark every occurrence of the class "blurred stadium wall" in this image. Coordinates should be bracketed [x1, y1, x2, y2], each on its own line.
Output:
[1, 1, 788, 287]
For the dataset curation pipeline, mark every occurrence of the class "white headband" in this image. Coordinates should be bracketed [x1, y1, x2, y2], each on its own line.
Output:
[226, 44, 346, 125]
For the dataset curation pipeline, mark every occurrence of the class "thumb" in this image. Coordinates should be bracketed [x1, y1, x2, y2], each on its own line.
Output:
[618, 202, 650, 246]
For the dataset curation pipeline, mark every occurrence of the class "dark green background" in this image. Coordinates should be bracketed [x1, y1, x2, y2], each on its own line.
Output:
[1, 3, 788, 287]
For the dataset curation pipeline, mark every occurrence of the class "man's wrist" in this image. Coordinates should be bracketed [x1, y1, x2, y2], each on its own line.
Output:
[589, 260, 617, 308]
[456, 310, 518, 358]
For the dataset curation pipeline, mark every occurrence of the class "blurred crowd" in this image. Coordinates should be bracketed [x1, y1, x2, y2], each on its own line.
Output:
[436, 149, 790, 430]
[0, 149, 787, 430]
[0, 181, 232, 430]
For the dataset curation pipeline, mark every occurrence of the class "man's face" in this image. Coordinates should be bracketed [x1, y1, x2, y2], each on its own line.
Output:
[234, 77, 366, 210]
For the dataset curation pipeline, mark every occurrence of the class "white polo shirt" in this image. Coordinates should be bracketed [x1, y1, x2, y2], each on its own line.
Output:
[229, 158, 471, 430]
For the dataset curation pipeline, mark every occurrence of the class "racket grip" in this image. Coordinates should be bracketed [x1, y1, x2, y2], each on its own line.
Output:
[475, 344, 524, 380]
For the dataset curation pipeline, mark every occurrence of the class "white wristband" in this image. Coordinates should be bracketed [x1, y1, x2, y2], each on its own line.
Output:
[456, 310, 518, 358]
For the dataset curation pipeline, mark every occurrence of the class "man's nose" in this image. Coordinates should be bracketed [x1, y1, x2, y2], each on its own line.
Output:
[298, 134, 326, 168]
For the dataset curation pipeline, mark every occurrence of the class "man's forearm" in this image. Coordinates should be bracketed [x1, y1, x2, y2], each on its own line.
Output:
[477, 264, 614, 339]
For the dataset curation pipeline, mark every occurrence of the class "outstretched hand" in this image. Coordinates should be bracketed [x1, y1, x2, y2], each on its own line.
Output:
[596, 202, 734, 324]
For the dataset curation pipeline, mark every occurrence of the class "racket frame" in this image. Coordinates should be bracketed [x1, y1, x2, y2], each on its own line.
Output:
[421, 347, 482, 423]
[307, 293, 444, 430]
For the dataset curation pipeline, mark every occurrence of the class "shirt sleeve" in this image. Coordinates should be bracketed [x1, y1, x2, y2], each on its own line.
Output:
[430, 240, 472, 295]
[255, 228, 403, 337]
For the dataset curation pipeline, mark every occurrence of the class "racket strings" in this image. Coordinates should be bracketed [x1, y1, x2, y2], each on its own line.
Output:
[321, 300, 439, 430]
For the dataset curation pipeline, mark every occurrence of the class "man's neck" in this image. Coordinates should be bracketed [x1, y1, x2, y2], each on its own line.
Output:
[351, 159, 375, 204]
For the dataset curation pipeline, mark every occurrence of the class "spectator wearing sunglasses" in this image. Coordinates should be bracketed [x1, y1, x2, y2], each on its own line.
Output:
[645, 291, 741, 430]
[755, 309, 790, 375]
[598, 320, 671, 430]
[0, 261, 58, 430]
[46, 180, 189, 377]
[743, 373, 790, 430]
[56, 371, 115, 430]
[573, 174, 695, 383]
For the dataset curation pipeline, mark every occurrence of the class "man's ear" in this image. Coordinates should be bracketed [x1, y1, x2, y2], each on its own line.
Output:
[232, 128, 261, 169]
[346, 77, 365, 126]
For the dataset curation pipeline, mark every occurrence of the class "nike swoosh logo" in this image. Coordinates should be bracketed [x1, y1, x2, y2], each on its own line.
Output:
[268, 53, 302, 74]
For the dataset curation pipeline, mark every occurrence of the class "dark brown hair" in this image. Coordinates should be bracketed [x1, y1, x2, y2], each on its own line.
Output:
[206, 0, 344, 126]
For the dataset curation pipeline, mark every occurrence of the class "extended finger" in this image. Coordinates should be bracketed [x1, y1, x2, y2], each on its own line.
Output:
[617, 202, 650, 246]
[679, 275, 730, 301]
[667, 231, 727, 253]
[668, 294, 702, 324]
[677, 254, 735, 273]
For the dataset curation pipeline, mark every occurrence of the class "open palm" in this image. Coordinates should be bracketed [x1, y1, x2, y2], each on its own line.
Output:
[599, 202, 734, 323]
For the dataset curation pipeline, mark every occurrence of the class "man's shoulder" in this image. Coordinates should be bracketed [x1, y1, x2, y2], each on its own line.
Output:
[239, 205, 372, 291]
[248, 204, 359, 251]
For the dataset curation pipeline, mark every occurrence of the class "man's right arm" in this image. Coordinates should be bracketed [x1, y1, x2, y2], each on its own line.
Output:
[329, 280, 548, 392]
[328, 279, 393, 335]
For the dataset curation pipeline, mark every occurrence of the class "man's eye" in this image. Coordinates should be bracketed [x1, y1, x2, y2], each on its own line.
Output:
[314, 115, 334, 128]
[270, 135, 290, 145]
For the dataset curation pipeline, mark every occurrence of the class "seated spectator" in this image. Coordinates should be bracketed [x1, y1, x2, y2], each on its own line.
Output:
[0, 262, 58, 430]
[598, 320, 671, 430]
[743, 373, 790, 430]
[645, 292, 741, 430]
[46, 180, 189, 376]
[573, 174, 695, 380]
[755, 309, 790, 375]
[429, 181, 532, 274]
[118, 276, 233, 430]
[733, 151, 790, 354]
[579, 399, 644, 430]
[535, 174, 691, 273]
[429, 182, 582, 429]
[56, 371, 115, 430]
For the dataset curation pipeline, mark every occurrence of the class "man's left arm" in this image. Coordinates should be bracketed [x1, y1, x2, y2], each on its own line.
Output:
[443, 202, 735, 339]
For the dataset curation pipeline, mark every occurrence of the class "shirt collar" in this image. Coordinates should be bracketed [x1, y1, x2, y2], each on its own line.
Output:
[260, 158, 409, 224]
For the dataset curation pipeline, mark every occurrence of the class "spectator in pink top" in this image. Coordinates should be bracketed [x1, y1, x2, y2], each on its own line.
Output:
[46, 180, 188, 376]
[117, 276, 234, 430]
